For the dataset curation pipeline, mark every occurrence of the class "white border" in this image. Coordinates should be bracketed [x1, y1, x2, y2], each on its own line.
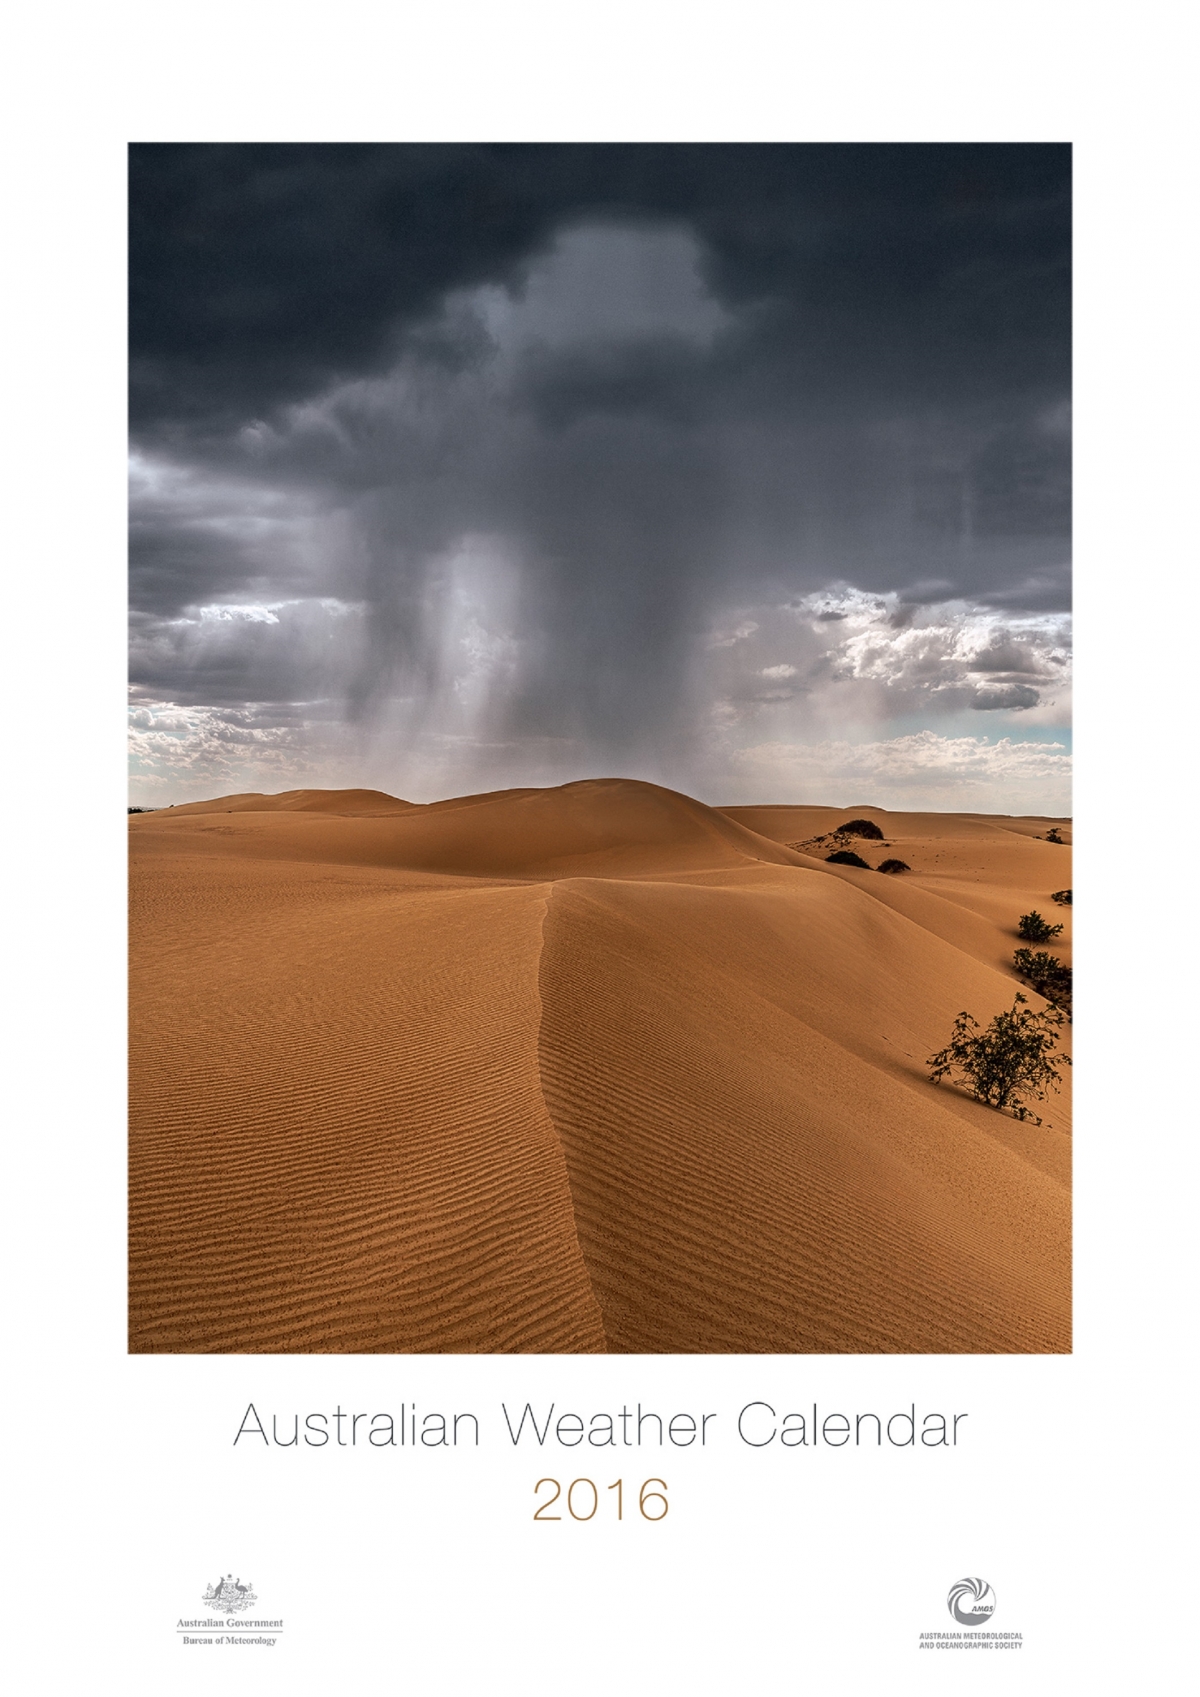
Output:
[6, 4, 1194, 1690]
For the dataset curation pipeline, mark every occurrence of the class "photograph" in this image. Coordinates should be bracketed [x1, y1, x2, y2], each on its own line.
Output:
[128, 142, 1072, 1355]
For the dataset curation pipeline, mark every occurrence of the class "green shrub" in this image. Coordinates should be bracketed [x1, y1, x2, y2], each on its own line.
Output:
[927, 994, 1070, 1123]
[837, 818, 884, 840]
[877, 858, 910, 874]
[1051, 889, 1072, 905]
[826, 850, 871, 868]
[1018, 910, 1063, 942]
[1044, 827, 1065, 843]
[1012, 948, 1072, 1019]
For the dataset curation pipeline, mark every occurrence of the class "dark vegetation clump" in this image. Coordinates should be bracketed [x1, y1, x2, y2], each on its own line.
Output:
[837, 818, 884, 840]
[877, 858, 910, 874]
[1012, 949, 1072, 1019]
[927, 994, 1070, 1124]
[1044, 827, 1065, 843]
[127, 806, 154, 814]
[1018, 910, 1063, 943]
[826, 850, 871, 868]
[1051, 889, 1072, 906]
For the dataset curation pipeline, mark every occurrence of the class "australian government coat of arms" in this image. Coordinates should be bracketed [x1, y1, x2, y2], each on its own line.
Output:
[203, 1574, 258, 1614]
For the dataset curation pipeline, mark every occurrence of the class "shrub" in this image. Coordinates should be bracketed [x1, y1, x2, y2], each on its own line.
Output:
[927, 994, 1070, 1123]
[826, 849, 871, 868]
[877, 858, 910, 874]
[1051, 889, 1072, 906]
[127, 806, 154, 814]
[1018, 910, 1063, 942]
[837, 818, 884, 840]
[1012, 948, 1072, 1019]
[1044, 827, 1065, 843]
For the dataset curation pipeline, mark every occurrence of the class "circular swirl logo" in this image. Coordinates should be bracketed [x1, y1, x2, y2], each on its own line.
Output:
[947, 1577, 996, 1625]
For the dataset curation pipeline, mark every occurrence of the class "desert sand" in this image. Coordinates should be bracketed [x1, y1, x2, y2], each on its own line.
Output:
[129, 780, 1071, 1353]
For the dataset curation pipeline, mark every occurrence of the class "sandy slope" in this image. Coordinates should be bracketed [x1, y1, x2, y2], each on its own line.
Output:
[129, 782, 1070, 1353]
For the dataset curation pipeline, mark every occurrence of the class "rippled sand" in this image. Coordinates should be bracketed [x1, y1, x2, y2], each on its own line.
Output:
[129, 781, 1070, 1353]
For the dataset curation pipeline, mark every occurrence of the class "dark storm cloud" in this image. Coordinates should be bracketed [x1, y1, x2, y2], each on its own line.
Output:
[129, 144, 1070, 783]
[971, 683, 1041, 711]
[131, 143, 1069, 431]
[128, 599, 365, 707]
[129, 517, 248, 616]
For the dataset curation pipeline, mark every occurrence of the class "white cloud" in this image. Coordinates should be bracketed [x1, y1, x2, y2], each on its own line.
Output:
[702, 585, 1072, 732]
[809, 589, 1071, 709]
[729, 731, 1071, 814]
[193, 602, 281, 625]
[127, 700, 330, 798]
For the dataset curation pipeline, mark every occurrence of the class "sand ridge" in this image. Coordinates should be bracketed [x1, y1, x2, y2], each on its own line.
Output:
[129, 779, 1071, 1353]
[161, 787, 417, 817]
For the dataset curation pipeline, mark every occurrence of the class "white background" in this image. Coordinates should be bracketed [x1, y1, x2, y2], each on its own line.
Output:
[3, 3, 1194, 1691]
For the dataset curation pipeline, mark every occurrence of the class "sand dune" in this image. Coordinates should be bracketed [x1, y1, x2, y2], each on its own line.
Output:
[138, 779, 803, 879]
[129, 780, 1070, 1353]
[161, 787, 416, 817]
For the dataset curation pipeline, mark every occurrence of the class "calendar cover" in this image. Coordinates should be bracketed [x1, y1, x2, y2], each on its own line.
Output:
[44, 0, 1196, 1670]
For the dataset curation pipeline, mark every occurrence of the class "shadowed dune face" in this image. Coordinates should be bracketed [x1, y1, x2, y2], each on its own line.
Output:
[129, 780, 1071, 1354]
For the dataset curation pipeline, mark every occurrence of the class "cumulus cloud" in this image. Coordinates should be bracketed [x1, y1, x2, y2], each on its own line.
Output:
[700, 586, 1071, 735]
[128, 700, 335, 796]
[823, 591, 1070, 712]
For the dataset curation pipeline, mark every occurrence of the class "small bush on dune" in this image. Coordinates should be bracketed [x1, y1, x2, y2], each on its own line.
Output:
[838, 818, 884, 840]
[1051, 889, 1072, 905]
[826, 850, 871, 868]
[1018, 910, 1063, 942]
[927, 994, 1069, 1123]
[877, 858, 910, 874]
[1044, 827, 1065, 843]
[1012, 948, 1072, 1019]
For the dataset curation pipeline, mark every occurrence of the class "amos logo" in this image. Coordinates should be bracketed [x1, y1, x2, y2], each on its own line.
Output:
[203, 1575, 258, 1615]
[918, 1576, 1017, 1651]
[947, 1577, 996, 1624]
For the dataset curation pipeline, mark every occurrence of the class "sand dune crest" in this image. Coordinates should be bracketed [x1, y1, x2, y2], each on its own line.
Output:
[159, 787, 415, 817]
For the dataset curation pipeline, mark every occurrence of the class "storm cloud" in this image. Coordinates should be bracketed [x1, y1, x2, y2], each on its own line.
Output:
[129, 144, 1071, 809]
